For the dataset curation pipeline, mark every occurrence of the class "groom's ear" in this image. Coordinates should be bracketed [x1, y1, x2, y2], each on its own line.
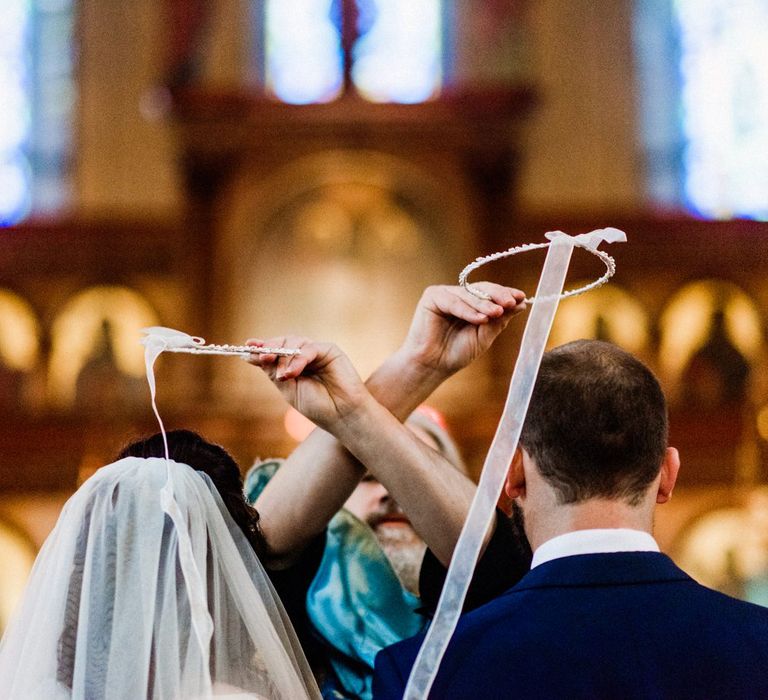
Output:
[504, 447, 526, 500]
[656, 447, 680, 504]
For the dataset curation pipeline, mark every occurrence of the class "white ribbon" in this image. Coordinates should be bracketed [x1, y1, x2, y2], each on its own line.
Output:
[141, 327, 214, 675]
[403, 229, 626, 699]
[141, 326, 206, 352]
[139, 324, 301, 684]
[545, 226, 627, 250]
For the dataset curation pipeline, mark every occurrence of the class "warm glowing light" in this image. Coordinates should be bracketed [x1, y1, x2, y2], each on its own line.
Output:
[675, 491, 768, 605]
[0, 520, 35, 633]
[757, 406, 768, 442]
[0, 290, 39, 371]
[658, 280, 762, 379]
[676, 0, 768, 220]
[48, 286, 159, 405]
[549, 285, 648, 353]
[284, 407, 316, 442]
[293, 199, 355, 251]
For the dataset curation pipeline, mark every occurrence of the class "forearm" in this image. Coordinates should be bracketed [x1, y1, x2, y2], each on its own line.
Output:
[330, 395, 476, 565]
[254, 282, 524, 566]
[255, 427, 355, 566]
[255, 352, 451, 565]
[365, 347, 448, 421]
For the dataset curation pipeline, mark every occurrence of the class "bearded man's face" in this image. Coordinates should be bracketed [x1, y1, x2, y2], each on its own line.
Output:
[343, 475, 426, 595]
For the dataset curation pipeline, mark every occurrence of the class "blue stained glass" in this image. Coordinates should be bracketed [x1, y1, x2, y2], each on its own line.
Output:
[262, 0, 444, 105]
[675, 0, 768, 220]
[0, 158, 32, 226]
[29, 2, 75, 213]
[0, 0, 32, 225]
[0, 0, 74, 226]
[265, 0, 344, 104]
[352, 0, 443, 103]
[0, 83, 30, 151]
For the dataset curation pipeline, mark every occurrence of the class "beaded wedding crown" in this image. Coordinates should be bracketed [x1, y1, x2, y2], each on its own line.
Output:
[459, 228, 625, 303]
[140, 327, 301, 357]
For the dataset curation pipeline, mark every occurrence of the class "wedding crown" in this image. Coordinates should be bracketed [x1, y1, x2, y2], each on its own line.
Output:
[141, 328, 301, 357]
[458, 228, 626, 303]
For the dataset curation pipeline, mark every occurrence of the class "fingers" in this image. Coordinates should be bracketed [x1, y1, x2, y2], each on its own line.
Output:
[435, 289, 498, 324]
[246, 336, 336, 384]
[246, 337, 316, 380]
[244, 339, 273, 367]
[468, 282, 527, 312]
[244, 339, 287, 373]
[275, 338, 316, 381]
[424, 283, 527, 326]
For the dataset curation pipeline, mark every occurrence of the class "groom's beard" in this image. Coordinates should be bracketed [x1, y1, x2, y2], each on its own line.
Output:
[368, 507, 427, 596]
[509, 500, 526, 538]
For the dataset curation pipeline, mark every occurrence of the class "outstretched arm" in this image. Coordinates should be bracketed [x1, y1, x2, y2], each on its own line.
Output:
[249, 284, 525, 567]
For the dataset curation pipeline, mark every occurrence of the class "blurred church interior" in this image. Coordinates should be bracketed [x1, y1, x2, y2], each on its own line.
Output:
[2, 0, 768, 629]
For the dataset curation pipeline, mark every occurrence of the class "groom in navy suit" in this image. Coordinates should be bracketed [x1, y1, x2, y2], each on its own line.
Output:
[374, 339, 768, 699]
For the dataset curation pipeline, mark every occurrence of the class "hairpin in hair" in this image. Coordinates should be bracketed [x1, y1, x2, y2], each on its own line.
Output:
[459, 227, 626, 303]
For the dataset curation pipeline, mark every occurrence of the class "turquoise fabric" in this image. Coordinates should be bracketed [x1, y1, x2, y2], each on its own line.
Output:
[245, 460, 426, 700]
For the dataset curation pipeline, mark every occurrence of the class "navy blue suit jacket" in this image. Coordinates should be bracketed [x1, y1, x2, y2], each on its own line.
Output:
[373, 552, 768, 699]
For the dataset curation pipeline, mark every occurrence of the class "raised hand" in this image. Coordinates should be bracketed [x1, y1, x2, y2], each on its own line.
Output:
[240, 285, 522, 565]
[398, 283, 526, 378]
[245, 337, 370, 430]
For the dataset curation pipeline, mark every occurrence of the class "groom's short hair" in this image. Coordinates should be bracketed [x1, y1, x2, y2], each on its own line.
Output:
[519, 340, 668, 505]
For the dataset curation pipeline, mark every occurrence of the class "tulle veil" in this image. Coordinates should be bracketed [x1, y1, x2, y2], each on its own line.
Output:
[0, 456, 320, 699]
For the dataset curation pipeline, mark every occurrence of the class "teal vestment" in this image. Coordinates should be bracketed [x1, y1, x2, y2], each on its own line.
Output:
[245, 460, 426, 699]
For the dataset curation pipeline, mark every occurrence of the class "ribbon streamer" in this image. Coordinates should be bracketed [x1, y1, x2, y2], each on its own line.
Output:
[404, 229, 626, 699]
[139, 325, 302, 671]
[140, 329, 214, 675]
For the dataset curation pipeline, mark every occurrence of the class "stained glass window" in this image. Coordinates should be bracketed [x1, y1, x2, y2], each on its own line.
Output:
[352, 0, 443, 103]
[262, 0, 444, 105]
[264, 0, 344, 104]
[634, 0, 768, 220]
[0, 0, 75, 226]
[676, 0, 768, 220]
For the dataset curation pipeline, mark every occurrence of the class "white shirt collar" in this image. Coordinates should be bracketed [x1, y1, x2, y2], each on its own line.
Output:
[531, 528, 659, 569]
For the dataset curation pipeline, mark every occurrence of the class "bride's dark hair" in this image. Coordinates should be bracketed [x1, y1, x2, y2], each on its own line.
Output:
[116, 429, 266, 557]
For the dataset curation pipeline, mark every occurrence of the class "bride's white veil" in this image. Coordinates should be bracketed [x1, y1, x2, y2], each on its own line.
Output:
[0, 456, 320, 699]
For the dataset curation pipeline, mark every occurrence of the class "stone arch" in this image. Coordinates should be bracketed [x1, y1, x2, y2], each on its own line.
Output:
[48, 286, 159, 406]
[0, 289, 40, 372]
[548, 284, 649, 354]
[658, 279, 762, 401]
